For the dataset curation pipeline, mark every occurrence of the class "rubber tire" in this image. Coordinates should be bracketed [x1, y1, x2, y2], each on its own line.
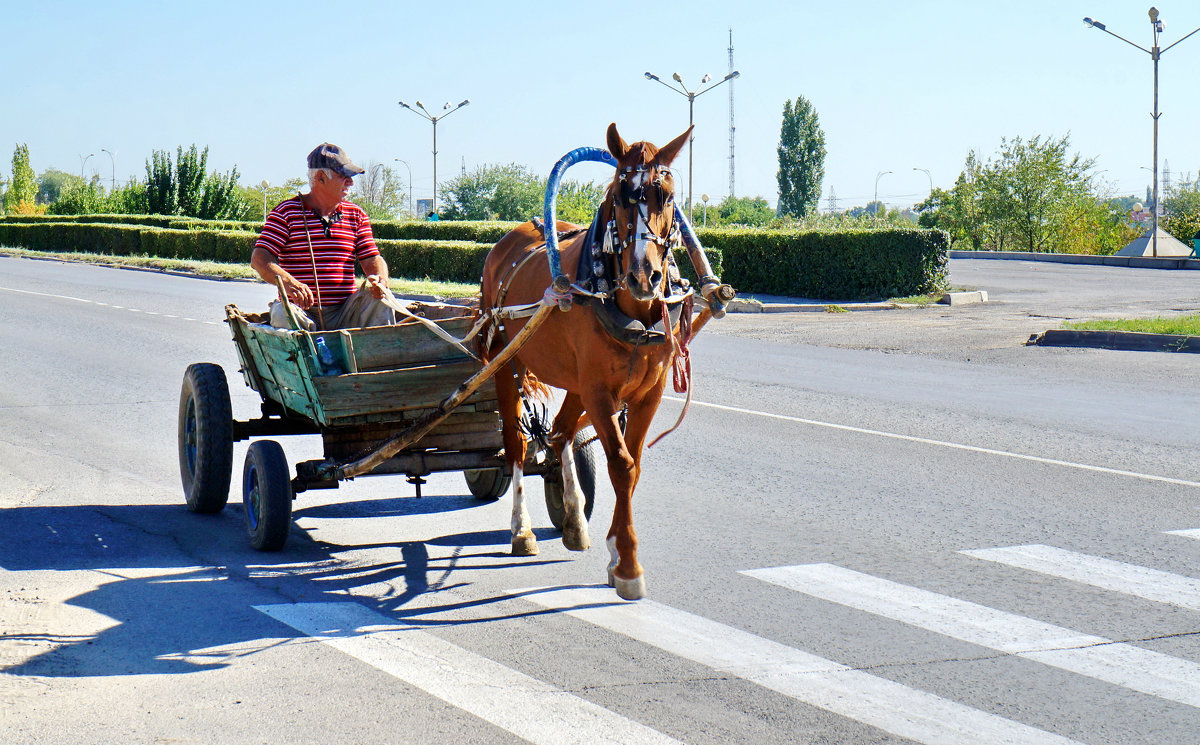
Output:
[242, 440, 293, 551]
[464, 468, 511, 501]
[178, 363, 233, 514]
[544, 426, 599, 531]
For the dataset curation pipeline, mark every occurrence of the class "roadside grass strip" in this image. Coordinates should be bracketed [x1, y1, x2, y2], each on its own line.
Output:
[743, 563, 1200, 709]
[254, 602, 685, 745]
[515, 586, 1083, 745]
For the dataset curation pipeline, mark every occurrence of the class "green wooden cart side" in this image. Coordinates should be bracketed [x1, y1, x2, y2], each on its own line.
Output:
[224, 304, 505, 481]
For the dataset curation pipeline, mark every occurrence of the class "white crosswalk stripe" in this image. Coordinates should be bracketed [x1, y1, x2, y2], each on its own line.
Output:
[962, 544, 1200, 611]
[254, 602, 686, 745]
[515, 586, 1084, 745]
[742, 563, 1200, 708]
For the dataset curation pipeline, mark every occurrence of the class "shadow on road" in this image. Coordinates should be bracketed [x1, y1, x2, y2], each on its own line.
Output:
[0, 494, 572, 679]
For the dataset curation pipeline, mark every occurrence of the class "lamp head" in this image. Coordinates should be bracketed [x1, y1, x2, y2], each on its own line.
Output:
[1083, 17, 1106, 30]
[701, 74, 711, 84]
[1149, 6, 1159, 22]
[398, 100, 410, 109]
[644, 71, 658, 80]
[672, 72, 683, 83]
[459, 99, 470, 107]
[725, 70, 741, 81]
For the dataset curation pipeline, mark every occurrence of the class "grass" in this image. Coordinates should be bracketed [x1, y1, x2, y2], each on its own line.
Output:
[1064, 314, 1200, 336]
[0, 246, 481, 299]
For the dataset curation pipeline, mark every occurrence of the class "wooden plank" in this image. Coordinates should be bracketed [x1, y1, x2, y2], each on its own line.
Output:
[313, 359, 486, 420]
[323, 429, 504, 460]
[347, 316, 478, 371]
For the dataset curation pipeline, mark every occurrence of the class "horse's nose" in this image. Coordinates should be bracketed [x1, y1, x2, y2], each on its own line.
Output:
[648, 270, 663, 288]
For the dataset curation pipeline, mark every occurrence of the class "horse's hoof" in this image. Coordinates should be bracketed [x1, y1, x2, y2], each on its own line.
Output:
[562, 524, 590, 552]
[511, 533, 539, 556]
[612, 573, 646, 601]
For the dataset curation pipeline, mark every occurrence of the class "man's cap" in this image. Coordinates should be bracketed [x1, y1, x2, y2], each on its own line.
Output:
[307, 143, 365, 178]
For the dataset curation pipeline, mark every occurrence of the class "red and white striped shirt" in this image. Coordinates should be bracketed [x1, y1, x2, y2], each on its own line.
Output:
[255, 197, 380, 307]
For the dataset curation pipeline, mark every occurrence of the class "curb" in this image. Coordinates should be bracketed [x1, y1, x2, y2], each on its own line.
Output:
[1028, 329, 1200, 353]
[952, 250, 1200, 271]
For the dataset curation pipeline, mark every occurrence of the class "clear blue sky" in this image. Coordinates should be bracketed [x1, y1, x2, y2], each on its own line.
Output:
[5, 0, 1200, 212]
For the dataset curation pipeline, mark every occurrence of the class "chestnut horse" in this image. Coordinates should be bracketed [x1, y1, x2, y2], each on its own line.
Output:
[480, 123, 712, 600]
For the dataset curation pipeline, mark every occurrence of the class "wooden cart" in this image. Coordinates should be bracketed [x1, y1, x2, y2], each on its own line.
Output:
[177, 303, 596, 550]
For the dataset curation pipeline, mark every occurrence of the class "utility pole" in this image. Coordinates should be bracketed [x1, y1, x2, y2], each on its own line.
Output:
[728, 27, 736, 199]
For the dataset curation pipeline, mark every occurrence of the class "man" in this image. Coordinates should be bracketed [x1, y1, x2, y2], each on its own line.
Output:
[251, 143, 394, 330]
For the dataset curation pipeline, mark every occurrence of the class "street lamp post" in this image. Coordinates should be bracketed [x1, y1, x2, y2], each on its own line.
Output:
[912, 167, 932, 199]
[644, 69, 740, 220]
[397, 98, 470, 216]
[79, 153, 94, 181]
[1084, 7, 1200, 257]
[100, 148, 116, 192]
[259, 180, 270, 223]
[393, 158, 413, 217]
[874, 171, 892, 214]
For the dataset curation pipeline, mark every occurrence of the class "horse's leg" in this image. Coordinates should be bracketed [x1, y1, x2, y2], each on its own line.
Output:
[581, 386, 660, 600]
[550, 393, 589, 551]
[495, 367, 536, 556]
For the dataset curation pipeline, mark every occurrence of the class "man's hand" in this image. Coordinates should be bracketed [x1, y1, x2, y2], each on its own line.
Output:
[365, 274, 388, 299]
[280, 274, 315, 309]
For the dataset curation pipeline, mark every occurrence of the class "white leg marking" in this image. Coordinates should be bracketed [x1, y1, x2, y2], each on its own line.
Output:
[559, 445, 590, 551]
[509, 462, 537, 555]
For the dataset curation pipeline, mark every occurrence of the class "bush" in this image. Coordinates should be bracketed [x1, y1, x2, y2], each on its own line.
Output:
[701, 226, 949, 300]
[370, 219, 522, 243]
[0, 215, 947, 300]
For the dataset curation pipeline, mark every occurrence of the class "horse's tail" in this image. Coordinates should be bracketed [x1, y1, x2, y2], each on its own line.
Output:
[520, 368, 552, 402]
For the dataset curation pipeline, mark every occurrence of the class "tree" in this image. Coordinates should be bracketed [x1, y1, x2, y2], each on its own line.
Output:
[143, 145, 241, 218]
[350, 163, 406, 220]
[4, 144, 38, 214]
[440, 163, 543, 221]
[922, 135, 1133, 254]
[776, 96, 826, 218]
[713, 195, 774, 226]
[37, 168, 85, 204]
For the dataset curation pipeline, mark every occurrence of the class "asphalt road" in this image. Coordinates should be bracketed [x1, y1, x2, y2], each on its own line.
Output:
[3, 255, 1200, 744]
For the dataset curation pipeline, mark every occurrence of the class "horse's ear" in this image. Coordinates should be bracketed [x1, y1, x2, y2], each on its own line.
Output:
[655, 126, 693, 167]
[607, 123, 629, 160]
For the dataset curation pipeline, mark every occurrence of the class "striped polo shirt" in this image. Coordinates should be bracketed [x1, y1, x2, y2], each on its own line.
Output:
[255, 197, 381, 307]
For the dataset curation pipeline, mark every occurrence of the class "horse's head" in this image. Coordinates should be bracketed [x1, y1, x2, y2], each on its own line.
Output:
[605, 123, 692, 303]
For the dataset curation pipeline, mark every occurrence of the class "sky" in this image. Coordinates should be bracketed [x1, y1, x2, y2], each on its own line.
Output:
[5, 0, 1200, 214]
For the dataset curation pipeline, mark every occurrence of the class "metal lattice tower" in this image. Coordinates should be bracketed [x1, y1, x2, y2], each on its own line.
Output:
[728, 27, 736, 198]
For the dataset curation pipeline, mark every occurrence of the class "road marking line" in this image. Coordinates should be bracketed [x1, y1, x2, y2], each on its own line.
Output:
[1165, 528, 1200, 540]
[743, 564, 1200, 708]
[254, 602, 684, 745]
[665, 395, 1200, 489]
[515, 586, 1083, 745]
[0, 285, 221, 325]
[962, 545, 1200, 611]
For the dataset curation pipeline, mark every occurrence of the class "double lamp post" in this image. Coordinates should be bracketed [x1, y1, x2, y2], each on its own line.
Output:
[397, 99, 470, 217]
[1083, 7, 1200, 257]
[643, 69, 739, 220]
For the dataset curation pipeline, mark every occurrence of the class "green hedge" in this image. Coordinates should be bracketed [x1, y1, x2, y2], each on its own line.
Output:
[0, 221, 256, 262]
[701, 227, 949, 300]
[370, 219, 522, 243]
[2, 213, 183, 228]
[0, 215, 946, 299]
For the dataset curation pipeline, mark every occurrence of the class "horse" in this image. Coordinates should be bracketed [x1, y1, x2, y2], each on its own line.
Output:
[480, 123, 718, 600]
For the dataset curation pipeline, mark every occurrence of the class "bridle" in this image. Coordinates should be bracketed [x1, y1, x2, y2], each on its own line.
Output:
[599, 162, 682, 293]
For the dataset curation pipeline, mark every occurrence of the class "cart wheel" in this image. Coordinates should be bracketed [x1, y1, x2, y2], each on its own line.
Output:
[544, 426, 599, 531]
[464, 468, 511, 501]
[178, 363, 233, 514]
[243, 440, 292, 551]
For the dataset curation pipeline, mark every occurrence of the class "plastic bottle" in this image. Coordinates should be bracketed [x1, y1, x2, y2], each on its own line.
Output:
[313, 336, 343, 376]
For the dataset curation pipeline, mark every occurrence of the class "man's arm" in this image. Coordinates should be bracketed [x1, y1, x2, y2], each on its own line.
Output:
[251, 247, 315, 309]
[360, 254, 390, 299]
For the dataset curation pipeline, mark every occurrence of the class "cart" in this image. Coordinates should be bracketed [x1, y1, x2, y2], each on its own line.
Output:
[177, 302, 598, 551]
